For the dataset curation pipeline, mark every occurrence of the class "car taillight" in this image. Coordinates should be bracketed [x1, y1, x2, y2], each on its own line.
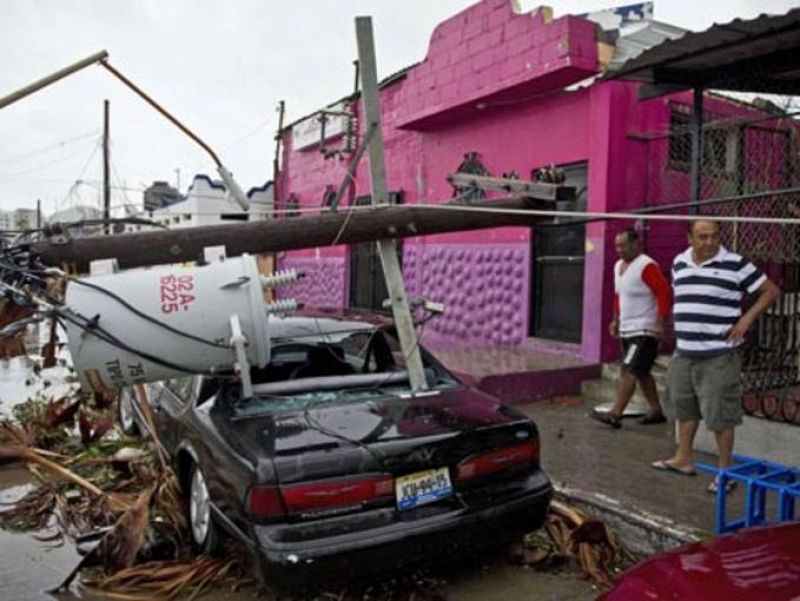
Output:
[456, 440, 539, 482]
[247, 485, 286, 519]
[280, 475, 395, 514]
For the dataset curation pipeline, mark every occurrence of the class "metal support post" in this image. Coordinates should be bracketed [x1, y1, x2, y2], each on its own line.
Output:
[690, 87, 704, 213]
[355, 16, 427, 391]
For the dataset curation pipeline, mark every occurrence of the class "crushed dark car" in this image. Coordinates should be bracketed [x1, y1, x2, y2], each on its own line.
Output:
[126, 312, 552, 589]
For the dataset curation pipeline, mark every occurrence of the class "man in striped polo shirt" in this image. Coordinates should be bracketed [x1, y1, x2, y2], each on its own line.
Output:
[652, 220, 779, 493]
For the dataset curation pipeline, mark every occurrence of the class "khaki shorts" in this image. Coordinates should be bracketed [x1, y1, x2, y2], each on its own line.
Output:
[665, 351, 743, 432]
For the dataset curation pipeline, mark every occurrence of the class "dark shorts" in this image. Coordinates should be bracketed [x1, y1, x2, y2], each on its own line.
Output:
[620, 336, 658, 377]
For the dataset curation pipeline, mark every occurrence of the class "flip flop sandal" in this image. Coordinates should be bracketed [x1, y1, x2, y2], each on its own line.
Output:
[650, 459, 697, 477]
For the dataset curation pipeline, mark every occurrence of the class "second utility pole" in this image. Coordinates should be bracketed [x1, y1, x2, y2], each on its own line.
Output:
[355, 16, 427, 392]
[103, 99, 111, 235]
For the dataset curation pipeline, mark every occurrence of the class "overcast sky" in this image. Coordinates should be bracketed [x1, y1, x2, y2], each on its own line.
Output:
[0, 0, 797, 216]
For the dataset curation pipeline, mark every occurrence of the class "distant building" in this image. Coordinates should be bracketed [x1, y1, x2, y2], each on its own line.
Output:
[0, 208, 42, 233]
[143, 181, 183, 211]
[48, 205, 103, 238]
[247, 181, 274, 221]
[126, 174, 272, 233]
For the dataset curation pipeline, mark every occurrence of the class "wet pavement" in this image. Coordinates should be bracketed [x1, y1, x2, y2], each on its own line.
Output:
[518, 396, 741, 536]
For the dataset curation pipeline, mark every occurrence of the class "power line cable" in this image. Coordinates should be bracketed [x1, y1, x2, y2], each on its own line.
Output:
[0, 129, 100, 166]
[0, 138, 99, 178]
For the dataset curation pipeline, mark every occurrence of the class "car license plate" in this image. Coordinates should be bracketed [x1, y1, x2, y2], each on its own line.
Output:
[396, 467, 452, 511]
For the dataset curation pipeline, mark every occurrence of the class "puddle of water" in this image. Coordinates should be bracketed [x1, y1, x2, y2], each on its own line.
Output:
[0, 467, 81, 601]
[0, 325, 77, 418]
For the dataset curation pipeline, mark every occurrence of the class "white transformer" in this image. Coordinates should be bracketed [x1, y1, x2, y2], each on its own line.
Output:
[64, 253, 294, 394]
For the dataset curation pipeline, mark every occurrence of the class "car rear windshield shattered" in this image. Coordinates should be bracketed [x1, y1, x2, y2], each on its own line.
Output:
[233, 326, 459, 415]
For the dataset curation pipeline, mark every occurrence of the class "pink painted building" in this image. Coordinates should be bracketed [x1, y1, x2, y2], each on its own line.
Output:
[275, 0, 789, 363]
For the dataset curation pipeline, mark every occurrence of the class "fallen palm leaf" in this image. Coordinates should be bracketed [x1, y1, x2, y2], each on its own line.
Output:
[1, 420, 34, 447]
[153, 472, 186, 532]
[79, 409, 116, 445]
[0, 482, 58, 530]
[93, 389, 117, 410]
[54, 485, 155, 593]
[41, 317, 58, 369]
[82, 556, 242, 601]
[134, 384, 169, 472]
[0, 335, 27, 359]
[2, 384, 236, 599]
[0, 443, 129, 513]
[40, 396, 81, 430]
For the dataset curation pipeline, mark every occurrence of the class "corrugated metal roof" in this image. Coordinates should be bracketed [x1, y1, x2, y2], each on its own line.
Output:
[609, 8, 800, 95]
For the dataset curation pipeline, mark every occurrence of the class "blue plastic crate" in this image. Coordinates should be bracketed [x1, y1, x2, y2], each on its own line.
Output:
[696, 455, 799, 534]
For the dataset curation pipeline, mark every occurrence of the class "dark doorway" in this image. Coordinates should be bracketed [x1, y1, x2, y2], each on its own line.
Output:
[530, 162, 588, 343]
[349, 192, 404, 312]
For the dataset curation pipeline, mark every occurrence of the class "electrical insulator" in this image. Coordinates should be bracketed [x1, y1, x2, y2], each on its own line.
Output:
[260, 269, 303, 289]
[265, 299, 300, 315]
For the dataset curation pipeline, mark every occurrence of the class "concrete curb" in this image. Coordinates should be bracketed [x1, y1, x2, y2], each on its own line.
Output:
[555, 484, 708, 557]
[481, 364, 602, 404]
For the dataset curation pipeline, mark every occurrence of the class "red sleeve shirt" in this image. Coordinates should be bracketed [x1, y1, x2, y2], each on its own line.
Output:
[641, 262, 671, 318]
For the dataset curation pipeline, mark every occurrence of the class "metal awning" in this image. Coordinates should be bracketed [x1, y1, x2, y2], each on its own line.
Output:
[608, 8, 800, 97]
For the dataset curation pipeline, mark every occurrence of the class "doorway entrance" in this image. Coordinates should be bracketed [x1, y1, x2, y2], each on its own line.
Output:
[530, 162, 588, 343]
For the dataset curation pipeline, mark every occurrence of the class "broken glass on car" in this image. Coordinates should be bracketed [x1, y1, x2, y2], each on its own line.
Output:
[227, 326, 459, 416]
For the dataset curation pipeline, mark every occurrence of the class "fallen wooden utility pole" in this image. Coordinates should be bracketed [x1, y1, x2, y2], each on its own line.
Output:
[356, 16, 426, 391]
[32, 195, 561, 271]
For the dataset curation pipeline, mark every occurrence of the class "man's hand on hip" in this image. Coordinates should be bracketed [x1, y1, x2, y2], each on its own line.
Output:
[727, 317, 752, 344]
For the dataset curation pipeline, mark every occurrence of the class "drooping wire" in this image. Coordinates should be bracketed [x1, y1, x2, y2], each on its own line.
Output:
[67, 277, 230, 349]
[56, 306, 226, 378]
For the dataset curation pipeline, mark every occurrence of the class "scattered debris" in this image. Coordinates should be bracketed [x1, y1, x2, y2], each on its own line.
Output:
[0, 298, 32, 359]
[82, 555, 246, 601]
[0, 390, 205, 598]
[510, 500, 633, 587]
[0, 481, 59, 531]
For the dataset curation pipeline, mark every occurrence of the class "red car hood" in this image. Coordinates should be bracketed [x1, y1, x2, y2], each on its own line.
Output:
[600, 522, 800, 601]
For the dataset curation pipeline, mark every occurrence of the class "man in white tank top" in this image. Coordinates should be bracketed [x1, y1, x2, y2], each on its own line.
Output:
[591, 228, 670, 428]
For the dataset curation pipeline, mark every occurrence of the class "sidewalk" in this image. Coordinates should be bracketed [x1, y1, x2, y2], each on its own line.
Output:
[432, 346, 600, 403]
[516, 396, 749, 548]
[434, 345, 749, 552]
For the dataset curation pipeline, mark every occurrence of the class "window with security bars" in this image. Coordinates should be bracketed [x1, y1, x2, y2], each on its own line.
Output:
[668, 104, 737, 175]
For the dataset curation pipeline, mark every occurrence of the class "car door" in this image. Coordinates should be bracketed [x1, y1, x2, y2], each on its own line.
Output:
[154, 376, 197, 452]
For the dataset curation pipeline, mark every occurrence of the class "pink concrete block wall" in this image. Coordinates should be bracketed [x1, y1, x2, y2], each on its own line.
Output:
[395, 0, 598, 130]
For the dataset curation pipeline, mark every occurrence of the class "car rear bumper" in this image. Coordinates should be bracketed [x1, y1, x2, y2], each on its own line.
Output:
[252, 472, 552, 590]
